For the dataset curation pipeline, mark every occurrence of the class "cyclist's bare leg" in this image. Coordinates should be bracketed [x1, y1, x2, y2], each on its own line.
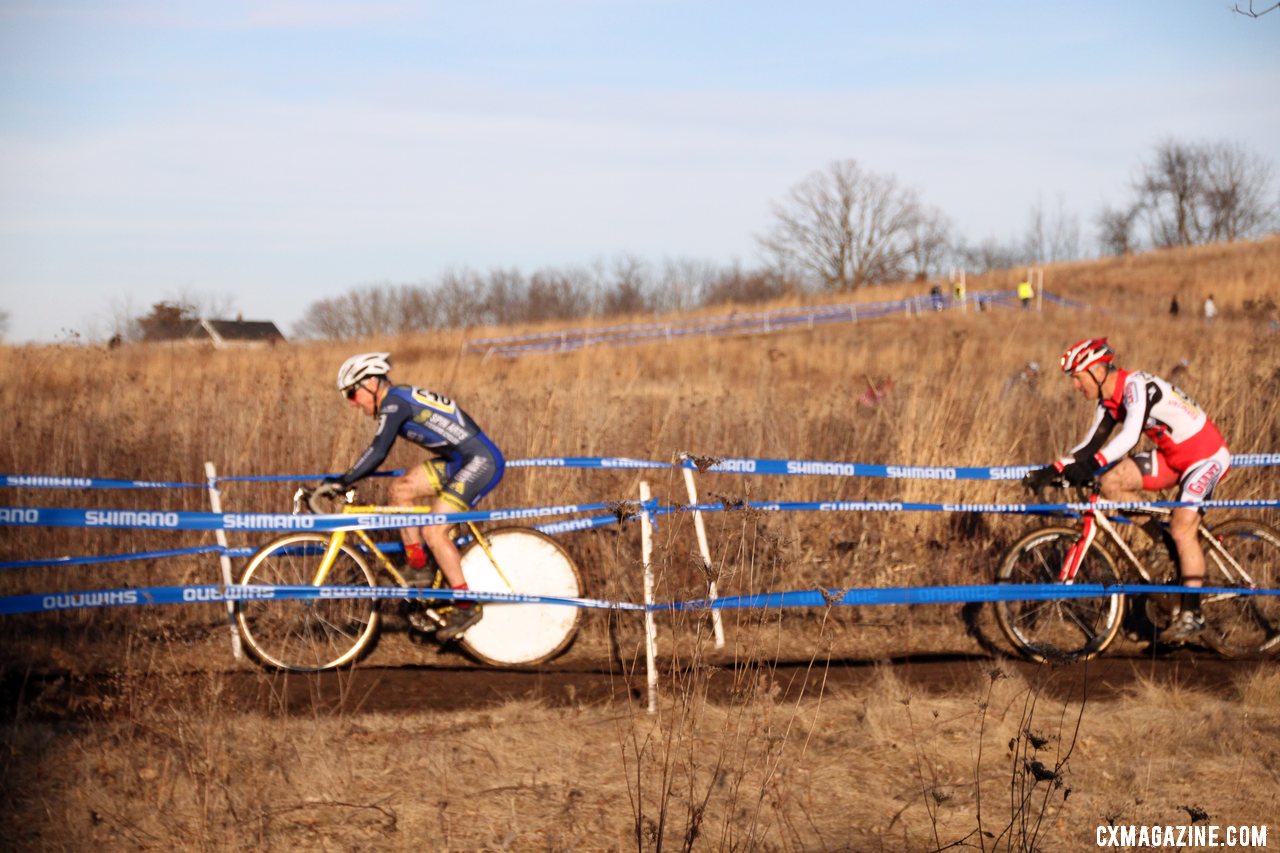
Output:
[387, 468, 468, 589]
[1168, 507, 1205, 589]
[422, 496, 466, 589]
[1103, 459, 1205, 617]
[389, 466, 435, 555]
[1098, 457, 1143, 502]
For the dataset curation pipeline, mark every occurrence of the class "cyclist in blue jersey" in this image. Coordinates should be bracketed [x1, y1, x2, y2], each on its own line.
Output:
[314, 352, 505, 641]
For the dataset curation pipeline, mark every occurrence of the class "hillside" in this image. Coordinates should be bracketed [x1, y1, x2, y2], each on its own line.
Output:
[2, 237, 1279, 850]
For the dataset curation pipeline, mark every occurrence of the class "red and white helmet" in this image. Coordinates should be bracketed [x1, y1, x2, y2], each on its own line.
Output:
[1060, 338, 1114, 375]
[336, 352, 391, 392]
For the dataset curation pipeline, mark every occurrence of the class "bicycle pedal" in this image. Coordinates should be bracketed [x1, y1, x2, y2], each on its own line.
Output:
[437, 604, 484, 643]
[405, 603, 445, 633]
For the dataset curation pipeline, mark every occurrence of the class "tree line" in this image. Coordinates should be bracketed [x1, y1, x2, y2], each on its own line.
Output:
[91, 136, 1275, 343]
[291, 137, 1272, 340]
[292, 261, 796, 339]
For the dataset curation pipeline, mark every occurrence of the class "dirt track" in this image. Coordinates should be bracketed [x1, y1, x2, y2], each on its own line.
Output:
[5, 650, 1269, 721]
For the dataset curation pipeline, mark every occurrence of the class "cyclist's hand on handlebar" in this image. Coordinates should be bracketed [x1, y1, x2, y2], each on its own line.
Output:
[1021, 465, 1059, 492]
[307, 479, 346, 514]
[1060, 459, 1096, 488]
[314, 479, 344, 500]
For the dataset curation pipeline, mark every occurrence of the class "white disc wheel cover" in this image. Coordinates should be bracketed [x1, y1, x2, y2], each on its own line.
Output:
[458, 528, 582, 665]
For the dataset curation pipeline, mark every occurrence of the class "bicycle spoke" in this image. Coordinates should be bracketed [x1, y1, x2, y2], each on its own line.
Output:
[993, 527, 1123, 662]
[1198, 521, 1280, 657]
[237, 533, 380, 671]
[1059, 600, 1105, 640]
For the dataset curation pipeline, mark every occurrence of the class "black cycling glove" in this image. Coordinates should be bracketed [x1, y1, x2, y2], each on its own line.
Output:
[1060, 459, 1096, 487]
[1021, 465, 1058, 491]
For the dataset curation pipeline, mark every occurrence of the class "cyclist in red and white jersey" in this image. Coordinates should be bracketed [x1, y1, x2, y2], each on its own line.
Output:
[1024, 338, 1231, 642]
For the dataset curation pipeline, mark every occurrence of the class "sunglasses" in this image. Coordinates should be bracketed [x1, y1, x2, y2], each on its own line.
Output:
[344, 384, 360, 400]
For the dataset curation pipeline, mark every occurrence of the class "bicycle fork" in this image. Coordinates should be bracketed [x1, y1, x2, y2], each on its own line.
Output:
[1060, 511, 1099, 582]
[311, 531, 347, 585]
[1061, 503, 1154, 584]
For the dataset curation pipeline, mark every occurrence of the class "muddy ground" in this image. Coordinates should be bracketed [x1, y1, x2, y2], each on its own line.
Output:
[4, 642, 1267, 721]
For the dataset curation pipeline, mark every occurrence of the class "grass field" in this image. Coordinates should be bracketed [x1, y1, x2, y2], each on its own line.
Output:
[2, 237, 1279, 849]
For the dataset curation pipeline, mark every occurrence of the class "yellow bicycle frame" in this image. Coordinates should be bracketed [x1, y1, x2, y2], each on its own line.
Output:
[309, 504, 514, 591]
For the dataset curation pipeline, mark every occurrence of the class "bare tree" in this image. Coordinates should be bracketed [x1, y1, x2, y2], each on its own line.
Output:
[293, 283, 424, 339]
[1233, 1, 1279, 17]
[954, 237, 1028, 275]
[758, 160, 923, 291]
[1133, 139, 1276, 248]
[653, 258, 720, 313]
[599, 255, 652, 316]
[1024, 194, 1081, 263]
[701, 266, 795, 306]
[905, 206, 952, 281]
[523, 268, 591, 322]
[1201, 141, 1277, 242]
[1136, 140, 1208, 247]
[1095, 203, 1141, 257]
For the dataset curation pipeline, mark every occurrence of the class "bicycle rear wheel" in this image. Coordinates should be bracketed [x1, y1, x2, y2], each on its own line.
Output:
[1199, 519, 1280, 657]
[457, 527, 583, 666]
[993, 526, 1124, 663]
[235, 533, 381, 672]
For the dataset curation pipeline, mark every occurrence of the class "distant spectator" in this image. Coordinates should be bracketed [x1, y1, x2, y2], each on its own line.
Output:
[1017, 279, 1034, 309]
[1003, 360, 1041, 395]
[1170, 358, 1191, 383]
[1169, 295, 1179, 317]
[929, 284, 944, 310]
[1203, 294, 1217, 323]
[857, 377, 895, 408]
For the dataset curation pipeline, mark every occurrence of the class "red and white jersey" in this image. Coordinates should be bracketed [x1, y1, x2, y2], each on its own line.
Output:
[1061, 369, 1227, 473]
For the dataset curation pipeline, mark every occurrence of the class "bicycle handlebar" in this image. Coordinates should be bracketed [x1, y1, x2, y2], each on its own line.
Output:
[1023, 478, 1098, 510]
[294, 485, 356, 516]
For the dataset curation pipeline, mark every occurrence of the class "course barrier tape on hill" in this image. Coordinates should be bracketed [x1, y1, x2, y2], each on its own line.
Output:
[3, 581, 1277, 618]
[463, 289, 1087, 357]
[5, 452, 1278, 491]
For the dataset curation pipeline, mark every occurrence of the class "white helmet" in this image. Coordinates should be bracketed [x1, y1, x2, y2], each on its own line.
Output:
[336, 352, 391, 392]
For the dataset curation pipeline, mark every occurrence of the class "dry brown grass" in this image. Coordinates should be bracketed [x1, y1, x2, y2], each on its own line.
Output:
[2, 237, 1279, 849]
[4, 654, 1278, 850]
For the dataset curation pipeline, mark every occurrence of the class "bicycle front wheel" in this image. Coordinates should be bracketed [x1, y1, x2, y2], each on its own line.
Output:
[235, 533, 381, 672]
[993, 526, 1124, 663]
[1199, 519, 1280, 657]
[457, 527, 583, 667]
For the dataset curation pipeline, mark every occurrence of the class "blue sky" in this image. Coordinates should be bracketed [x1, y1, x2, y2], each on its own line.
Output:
[1, 1, 1277, 342]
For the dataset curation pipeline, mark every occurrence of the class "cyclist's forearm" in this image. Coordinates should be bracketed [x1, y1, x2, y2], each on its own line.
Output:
[338, 443, 388, 486]
[1061, 410, 1115, 468]
[1094, 404, 1145, 467]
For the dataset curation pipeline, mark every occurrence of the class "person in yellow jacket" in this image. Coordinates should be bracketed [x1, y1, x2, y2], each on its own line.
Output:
[1017, 279, 1034, 308]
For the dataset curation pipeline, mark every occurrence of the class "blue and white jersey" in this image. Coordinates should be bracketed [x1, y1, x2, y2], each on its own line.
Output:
[336, 385, 501, 487]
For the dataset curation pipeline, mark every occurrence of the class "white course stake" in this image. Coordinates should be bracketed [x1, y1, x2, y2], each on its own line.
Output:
[204, 462, 243, 659]
[639, 480, 658, 715]
[679, 454, 726, 649]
